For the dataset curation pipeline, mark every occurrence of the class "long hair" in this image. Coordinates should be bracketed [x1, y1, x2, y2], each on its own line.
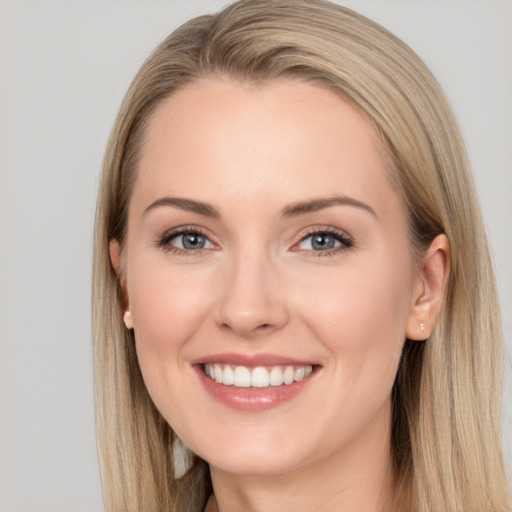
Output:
[92, 1, 511, 510]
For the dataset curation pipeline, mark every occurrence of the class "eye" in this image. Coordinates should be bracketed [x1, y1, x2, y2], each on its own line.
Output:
[171, 232, 213, 250]
[158, 228, 216, 253]
[294, 229, 353, 254]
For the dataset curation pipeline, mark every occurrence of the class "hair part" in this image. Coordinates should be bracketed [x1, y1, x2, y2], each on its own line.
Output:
[93, 1, 510, 510]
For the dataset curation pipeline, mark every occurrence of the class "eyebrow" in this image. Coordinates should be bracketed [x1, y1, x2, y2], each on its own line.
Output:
[143, 194, 377, 219]
[143, 197, 221, 218]
[281, 196, 377, 218]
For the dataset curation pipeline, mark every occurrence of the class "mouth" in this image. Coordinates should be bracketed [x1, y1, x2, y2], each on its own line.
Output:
[204, 363, 314, 388]
[193, 354, 319, 412]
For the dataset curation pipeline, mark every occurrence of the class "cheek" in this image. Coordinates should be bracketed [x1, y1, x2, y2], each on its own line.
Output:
[284, 257, 413, 451]
[294, 253, 413, 393]
[127, 255, 213, 353]
[298, 254, 411, 337]
[124, 252, 216, 418]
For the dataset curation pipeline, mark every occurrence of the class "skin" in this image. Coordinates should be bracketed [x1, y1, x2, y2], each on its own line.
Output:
[111, 78, 449, 512]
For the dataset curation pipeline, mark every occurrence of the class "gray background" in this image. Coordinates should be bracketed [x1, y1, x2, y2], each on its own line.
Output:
[0, 1, 510, 510]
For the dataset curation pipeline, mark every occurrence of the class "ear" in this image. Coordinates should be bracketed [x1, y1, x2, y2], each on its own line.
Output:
[406, 234, 450, 340]
[109, 239, 130, 312]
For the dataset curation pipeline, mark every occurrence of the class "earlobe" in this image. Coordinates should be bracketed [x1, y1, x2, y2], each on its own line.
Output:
[406, 234, 450, 340]
[123, 311, 134, 330]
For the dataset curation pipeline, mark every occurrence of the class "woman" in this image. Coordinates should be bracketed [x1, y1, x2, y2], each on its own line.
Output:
[92, 1, 511, 511]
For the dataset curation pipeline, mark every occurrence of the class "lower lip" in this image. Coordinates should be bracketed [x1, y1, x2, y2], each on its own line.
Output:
[195, 366, 316, 412]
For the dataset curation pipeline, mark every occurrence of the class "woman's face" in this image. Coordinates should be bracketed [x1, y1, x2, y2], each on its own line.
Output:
[116, 78, 426, 476]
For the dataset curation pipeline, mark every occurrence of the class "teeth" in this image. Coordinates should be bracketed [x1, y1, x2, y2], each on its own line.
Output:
[269, 366, 284, 386]
[233, 366, 251, 387]
[283, 366, 294, 385]
[251, 367, 270, 387]
[222, 365, 234, 385]
[204, 363, 314, 388]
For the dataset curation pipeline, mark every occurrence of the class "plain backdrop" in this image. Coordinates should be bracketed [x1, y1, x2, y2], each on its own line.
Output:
[0, 1, 511, 510]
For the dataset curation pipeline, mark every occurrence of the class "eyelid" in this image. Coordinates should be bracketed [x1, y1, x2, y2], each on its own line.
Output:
[291, 226, 354, 254]
[156, 225, 219, 253]
[154, 224, 353, 256]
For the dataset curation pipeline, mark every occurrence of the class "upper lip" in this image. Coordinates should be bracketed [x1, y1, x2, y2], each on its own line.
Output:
[191, 352, 318, 367]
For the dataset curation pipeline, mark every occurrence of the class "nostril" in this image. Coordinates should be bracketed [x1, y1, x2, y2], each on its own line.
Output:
[221, 322, 273, 331]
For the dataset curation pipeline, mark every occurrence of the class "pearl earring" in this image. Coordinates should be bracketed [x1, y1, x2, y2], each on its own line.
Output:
[123, 311, 134, 330]
[420, 322, 425, 332]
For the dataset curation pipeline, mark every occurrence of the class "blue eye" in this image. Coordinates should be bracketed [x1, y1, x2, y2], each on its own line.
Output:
[296, 230, 353, 253]
[302, 233, 338, 251]
[159, 229, 215, 252]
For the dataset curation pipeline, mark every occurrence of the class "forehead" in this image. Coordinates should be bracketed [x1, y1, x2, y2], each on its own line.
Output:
[133, 78, 400, 220]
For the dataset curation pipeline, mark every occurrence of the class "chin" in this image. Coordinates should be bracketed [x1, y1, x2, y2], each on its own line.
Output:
[192, 429, 316, 478]
[207, 451, 301, 478]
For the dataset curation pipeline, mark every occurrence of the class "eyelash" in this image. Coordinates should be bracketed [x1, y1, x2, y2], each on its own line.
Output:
[156, 226, 354, 257]
[156, 226, 214, 256]
[294, 227, 354, 257]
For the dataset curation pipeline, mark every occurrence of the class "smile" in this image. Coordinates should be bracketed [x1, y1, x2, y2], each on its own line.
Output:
[195, 354, 319, 412]
[204, 364, 314, 388]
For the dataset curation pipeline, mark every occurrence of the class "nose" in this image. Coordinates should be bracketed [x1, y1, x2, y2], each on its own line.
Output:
[214, 248, 289, 339]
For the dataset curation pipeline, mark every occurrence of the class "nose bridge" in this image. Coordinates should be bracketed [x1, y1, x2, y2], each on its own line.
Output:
[216, 241, 288, 337]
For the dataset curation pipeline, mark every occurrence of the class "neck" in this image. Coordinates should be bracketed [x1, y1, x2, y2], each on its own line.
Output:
[208, 402, 397, 512]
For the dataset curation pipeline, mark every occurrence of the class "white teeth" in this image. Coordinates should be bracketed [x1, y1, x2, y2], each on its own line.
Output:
[269, 366, 284, 386]
[222, 365, 234, 385]
[251, 367, 270, 387]
[214, 365, 223, 383]
[283, 366, 294, 385]
[294, 367, 305, 381]
[204, 363, 313, 388]
[233, 366, 251, 387]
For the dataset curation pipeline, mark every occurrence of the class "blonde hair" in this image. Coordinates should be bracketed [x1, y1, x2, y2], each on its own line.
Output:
[92, 1, 511, 511]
